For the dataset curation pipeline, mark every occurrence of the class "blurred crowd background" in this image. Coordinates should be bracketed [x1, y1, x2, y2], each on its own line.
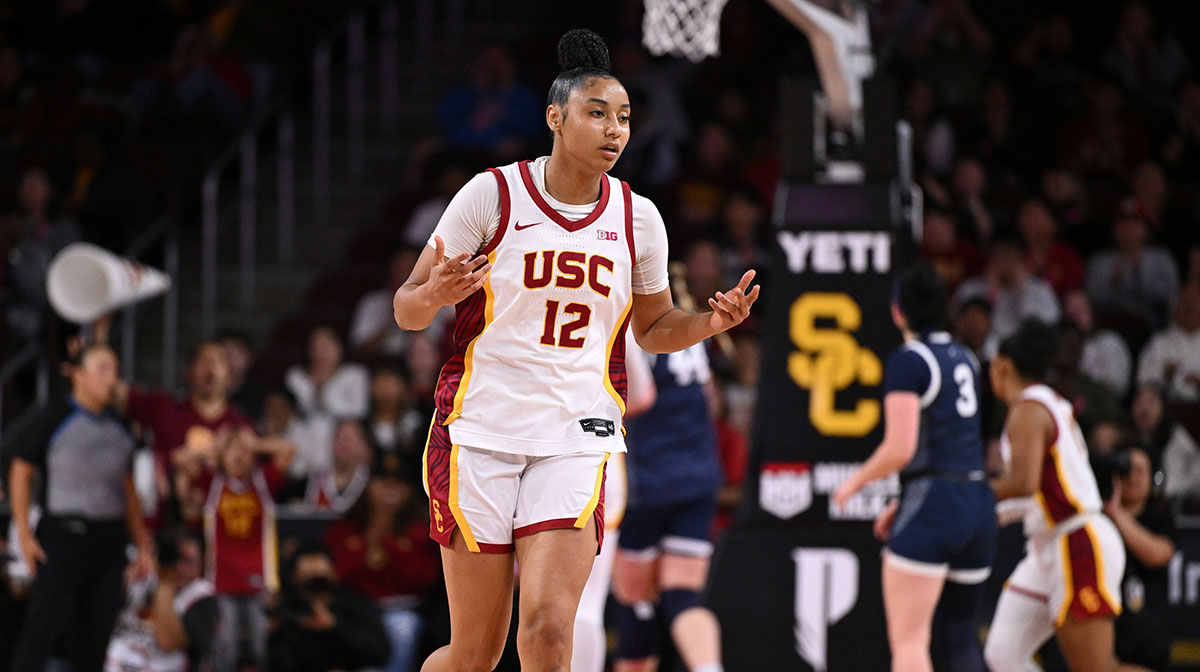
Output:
[1, 0, 1199, 671]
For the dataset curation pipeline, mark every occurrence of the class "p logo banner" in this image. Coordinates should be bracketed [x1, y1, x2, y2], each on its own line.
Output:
[793, 548, 860, 672]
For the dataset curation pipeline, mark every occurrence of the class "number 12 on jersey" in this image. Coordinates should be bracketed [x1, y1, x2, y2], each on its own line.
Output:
[540, 300, 592, 348]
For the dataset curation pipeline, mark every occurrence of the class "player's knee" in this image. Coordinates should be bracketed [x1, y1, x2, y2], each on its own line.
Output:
[613, 562, 657, 604]
[660, 588, 705, 626]
[517, 608, 573, 660]
[616, 602, 659, 661]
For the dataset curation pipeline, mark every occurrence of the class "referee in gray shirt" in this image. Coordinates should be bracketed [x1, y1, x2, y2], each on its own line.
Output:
[8, 342, 154, 672]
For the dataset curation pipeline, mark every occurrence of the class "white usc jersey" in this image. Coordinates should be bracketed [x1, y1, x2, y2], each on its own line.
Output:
[1000, 384, 1103, 539]
[435, 160, 638, 456]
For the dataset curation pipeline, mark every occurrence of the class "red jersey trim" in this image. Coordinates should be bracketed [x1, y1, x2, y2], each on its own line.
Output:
[1005, 584, 1049, 603]
[517, 160, 611, 233]
[475, 541, 516, 553]
[512, 512, 605, 554]
[1020, 397, 1082, 527]
[481, 168, 511, 255]
[514, 517, 581, 539]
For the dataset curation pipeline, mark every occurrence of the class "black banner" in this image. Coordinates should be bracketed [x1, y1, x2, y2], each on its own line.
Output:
[708, 181, 904, 671]
[740, 183, 904, 527]
[1166, 526, 1200, 641]
[709, 526, 887, 672]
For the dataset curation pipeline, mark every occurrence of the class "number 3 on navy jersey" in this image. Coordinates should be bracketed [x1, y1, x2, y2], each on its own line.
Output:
[953, 363, 978, 418]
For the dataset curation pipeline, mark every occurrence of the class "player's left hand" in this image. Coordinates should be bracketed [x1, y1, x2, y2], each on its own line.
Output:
[873, 500, 899, 541]
[708, 269, 760, 334]
[831, 479, 858, 510]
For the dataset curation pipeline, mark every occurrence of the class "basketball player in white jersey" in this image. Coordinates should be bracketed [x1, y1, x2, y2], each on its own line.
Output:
[392, 29, 758, 672]
[985, 320, 1143, 672]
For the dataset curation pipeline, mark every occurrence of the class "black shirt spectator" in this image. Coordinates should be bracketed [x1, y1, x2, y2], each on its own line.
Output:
[268, 543, 390, 672]
[1106, 445, 1177, 671]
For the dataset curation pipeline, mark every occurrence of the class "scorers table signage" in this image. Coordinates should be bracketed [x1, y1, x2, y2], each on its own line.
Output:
[709, 182, 905, 671]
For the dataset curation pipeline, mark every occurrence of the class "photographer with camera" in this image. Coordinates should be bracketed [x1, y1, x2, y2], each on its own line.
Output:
[267, 542, 390, 672]
[1099, 445, 1177, 672]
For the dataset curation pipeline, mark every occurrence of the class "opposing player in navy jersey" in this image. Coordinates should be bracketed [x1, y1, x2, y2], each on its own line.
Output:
[834, 262, 995, 672]
[611, 335, 724, 672]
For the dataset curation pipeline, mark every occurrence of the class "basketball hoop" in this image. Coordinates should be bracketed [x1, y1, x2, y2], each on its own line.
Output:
[641, 0, 731, 63]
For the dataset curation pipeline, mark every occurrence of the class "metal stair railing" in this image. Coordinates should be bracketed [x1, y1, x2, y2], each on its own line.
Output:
[202, 0, 436, 339]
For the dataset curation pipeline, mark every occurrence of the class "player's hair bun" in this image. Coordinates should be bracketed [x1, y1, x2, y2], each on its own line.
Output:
[557, 29, 611, 73]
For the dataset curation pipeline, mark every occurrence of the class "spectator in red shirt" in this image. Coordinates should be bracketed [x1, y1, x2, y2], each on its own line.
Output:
[176, 426, 293, 671]
[1017, 197, 1085, 298]
[115, 342, 254, 526]
[324, 454, 439, 672]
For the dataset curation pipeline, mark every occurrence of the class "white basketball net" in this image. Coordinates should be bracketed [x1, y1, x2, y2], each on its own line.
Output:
[642, 0, 731, 63]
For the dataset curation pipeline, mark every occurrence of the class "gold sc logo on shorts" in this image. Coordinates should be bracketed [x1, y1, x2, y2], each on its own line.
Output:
[432, 499, 446, 533]
[1079, 586, 1102, 613]
[787, 293, 882, 437]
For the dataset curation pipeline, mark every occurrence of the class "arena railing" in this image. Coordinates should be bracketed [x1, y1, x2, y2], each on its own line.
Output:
[200, 103, 296, 339]
[0, 338, 48, 441]
[201, 0, 429, 339]
[310, 0, 427, 238]
[118, 218, 181, 391]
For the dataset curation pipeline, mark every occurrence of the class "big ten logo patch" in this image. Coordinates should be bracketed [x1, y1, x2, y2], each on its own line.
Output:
[218, 491, 261, 539]
[597, 230, 619, 241]
[787, 293, 882, 436]
[793, 548, 860, 672]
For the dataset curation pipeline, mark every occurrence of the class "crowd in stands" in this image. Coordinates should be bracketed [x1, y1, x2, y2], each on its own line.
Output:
[1, 1, 1200, 671]
[0, 0, 324, 391]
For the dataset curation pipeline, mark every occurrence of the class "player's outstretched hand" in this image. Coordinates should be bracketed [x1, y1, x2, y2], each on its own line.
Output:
[424, 236, 490, 307]
[708, 269, 760, 334]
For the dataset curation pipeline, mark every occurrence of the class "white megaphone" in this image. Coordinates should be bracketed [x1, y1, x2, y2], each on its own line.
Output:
[46, 242, 172, 323]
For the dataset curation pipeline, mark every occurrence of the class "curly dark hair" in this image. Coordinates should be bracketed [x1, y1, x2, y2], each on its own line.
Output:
[998, 319, 1060, 382]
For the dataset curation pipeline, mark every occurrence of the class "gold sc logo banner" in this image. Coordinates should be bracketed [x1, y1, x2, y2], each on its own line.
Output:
[787, 292, 882, 437]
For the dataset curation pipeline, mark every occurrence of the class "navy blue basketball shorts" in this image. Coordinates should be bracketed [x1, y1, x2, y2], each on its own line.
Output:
[887, 478, 996, 584]
[617, 493, 717, 562]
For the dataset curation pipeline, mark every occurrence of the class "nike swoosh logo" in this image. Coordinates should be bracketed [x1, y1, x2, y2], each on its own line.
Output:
[513, 221, 541, 231]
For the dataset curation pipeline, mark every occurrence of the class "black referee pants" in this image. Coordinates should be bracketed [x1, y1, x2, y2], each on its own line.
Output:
[11, 516, 127, 672]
